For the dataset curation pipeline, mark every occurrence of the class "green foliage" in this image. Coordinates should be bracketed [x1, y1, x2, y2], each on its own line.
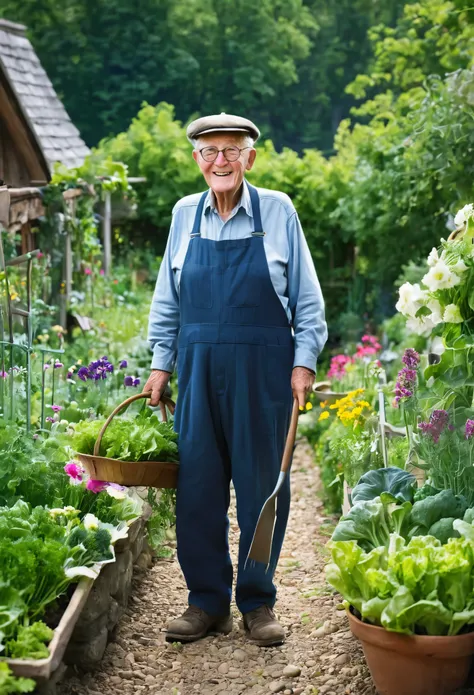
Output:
[332, 487, 471, 551]
[0, 0, 405, 152]
[351, 467, 417, 504]
[71, 405, 179, 461]
[0, 664, 35, 695]
[5, 622, 54, 660]
[326, 533, 474, 635]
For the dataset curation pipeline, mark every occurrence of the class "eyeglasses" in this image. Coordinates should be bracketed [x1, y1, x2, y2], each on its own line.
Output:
[199, 146, 251, 163]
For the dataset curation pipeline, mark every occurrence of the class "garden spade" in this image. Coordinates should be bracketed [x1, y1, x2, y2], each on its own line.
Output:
[246, 398, 300, 569]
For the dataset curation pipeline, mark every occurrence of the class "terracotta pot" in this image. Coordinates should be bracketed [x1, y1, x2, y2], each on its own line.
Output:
[347, 609, 474, 695]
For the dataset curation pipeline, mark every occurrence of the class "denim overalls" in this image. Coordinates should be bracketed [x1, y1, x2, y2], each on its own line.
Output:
[174, 183, 294, 615]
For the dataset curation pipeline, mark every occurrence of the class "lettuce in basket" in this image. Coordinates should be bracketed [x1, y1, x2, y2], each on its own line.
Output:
[71, 407, 179, 462]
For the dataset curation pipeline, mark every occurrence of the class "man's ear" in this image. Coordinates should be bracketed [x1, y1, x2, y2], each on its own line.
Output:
[192, 150, 199, 164]
[246, 149, 257, 171]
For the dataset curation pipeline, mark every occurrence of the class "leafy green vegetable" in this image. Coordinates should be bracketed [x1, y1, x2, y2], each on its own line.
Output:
[351, 467, 417, 505]
[333, 489, 469, 550]
[410, 490, 468, 533]
[428, 518, 460, 545]
[5, 622, 53, 659]
[413, 484, 443, 502]
[331, 494, 412, 552]
[0, 663, 35, 694]
[326, 534, 474, 636]
[71, 407, 179, 462]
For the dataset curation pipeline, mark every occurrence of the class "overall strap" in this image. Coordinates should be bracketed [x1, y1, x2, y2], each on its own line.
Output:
[190, 192, 208, 238]
[246, 183, 265, 237]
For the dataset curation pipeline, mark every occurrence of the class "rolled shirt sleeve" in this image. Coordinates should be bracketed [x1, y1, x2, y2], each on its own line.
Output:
[286, 211, 328, 372]
[147, 219, 180, 373]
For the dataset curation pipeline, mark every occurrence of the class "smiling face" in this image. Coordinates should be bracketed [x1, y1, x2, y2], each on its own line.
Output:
[192, 132, 256, 196]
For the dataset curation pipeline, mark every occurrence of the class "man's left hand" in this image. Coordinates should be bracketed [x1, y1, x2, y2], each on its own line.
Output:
[291, 366, 315, 409]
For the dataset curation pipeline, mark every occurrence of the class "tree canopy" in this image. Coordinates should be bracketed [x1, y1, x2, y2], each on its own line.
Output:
[0, 0, 405, 151]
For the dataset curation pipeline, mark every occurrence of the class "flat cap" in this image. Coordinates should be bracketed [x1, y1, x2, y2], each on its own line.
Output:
[186, 112, 260, 143]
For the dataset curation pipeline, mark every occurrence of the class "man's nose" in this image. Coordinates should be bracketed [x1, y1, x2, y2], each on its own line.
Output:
[214, 151, 228, 166]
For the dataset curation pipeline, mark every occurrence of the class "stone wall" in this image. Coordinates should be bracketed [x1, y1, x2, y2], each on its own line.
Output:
[63, 507, 153, 671]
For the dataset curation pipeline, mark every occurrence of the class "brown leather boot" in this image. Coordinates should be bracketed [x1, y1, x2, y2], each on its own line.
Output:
[166, 605, 233, 643]
[243, 605, 285, 646]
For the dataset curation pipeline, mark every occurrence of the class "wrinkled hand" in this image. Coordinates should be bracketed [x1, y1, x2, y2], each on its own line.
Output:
[143, 370, 173, 420]
[291, 366, 315, 409]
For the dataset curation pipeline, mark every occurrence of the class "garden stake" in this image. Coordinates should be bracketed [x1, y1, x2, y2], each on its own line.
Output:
[246, 397, 300, 569]
[377, 370, 389, 468]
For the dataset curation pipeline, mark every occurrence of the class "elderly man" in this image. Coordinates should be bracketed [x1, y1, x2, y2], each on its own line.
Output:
[144, 113, 327, 647]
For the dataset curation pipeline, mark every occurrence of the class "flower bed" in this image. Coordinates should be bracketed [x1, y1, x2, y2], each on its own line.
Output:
[321, 202, 474, 695]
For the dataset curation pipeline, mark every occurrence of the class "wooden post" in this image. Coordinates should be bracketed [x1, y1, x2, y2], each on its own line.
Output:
[103, 190, 111, 275]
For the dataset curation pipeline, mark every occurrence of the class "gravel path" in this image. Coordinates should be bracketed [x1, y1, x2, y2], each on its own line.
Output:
[63, 440, 375, 695]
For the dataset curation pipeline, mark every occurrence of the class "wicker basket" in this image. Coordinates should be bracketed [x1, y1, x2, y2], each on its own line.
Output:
[76, 391, 179, 488]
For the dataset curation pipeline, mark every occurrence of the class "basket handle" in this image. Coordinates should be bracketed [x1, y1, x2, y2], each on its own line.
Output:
[93, 390, 176, 457]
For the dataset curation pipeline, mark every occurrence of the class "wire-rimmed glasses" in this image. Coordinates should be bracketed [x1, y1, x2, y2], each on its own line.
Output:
[199, 146, 251, 162]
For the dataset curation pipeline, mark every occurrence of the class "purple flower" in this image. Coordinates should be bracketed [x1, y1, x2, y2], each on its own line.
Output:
[119, 360, 128, 369]
[67, 371, 73, 379]
[466, 420, 474, 440]
[124, 375, 134, 387]
[47, 404, 63, 413]
[395, 367, 417, 403]
[45, 416, 55, 423]
[419, 410, 450, 443]
[402, 348, 420, 369]
[133, 378, 140, 387]
[86, 479, 108, 494]
[64, 461, 83, 481]
[54, 360, 63, 369]
[77, 366, 89, 381]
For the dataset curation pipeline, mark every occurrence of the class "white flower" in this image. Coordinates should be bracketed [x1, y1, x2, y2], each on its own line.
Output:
[452, 259, 468, 274]
[430, 336, 446, 356]
[396, 282, 425, 317]
[106, 484, 127, 500]
[83, 513, 100, 531]
[443, 304, 463, 323]
[422, 260, 461, 292]
[454, 203, 474, 229]
[406, 316, 437, 337]
[427, 247, 447, 266]
[427, 299, 443, 325]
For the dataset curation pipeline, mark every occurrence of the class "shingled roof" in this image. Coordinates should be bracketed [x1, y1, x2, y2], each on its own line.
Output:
[0, 18, 90, 173]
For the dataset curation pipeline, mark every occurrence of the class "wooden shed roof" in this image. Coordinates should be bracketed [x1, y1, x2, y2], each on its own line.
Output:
[0, 18, 90, 174]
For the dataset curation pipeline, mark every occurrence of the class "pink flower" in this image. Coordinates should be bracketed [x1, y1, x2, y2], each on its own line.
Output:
[327, 354, 353, 379]
[64, 462, 83, 481]
[47, 404, 63, 413]
[37, 251, 44, 259]
[0, 371, 7, 379]
[84, 267, 92, 276]
[86, 479, 108, 494]
[99, 269, 105, 276]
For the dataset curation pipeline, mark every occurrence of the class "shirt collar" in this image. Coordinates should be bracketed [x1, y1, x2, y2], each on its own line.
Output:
[204, 179, 253, 218]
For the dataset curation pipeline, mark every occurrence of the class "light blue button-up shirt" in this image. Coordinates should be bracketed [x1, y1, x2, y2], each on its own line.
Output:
[148, 179, 327, 373]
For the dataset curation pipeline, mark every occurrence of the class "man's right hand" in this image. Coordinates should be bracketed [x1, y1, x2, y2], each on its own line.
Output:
[143, 370, 172, 414]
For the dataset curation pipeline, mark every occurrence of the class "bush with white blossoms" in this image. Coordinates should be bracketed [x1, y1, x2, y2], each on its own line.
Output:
[396, 203, 474, 338]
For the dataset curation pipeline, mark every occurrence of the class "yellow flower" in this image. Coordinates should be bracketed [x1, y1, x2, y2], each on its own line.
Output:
[51, 325, 66, 333]
[10, 292, 19, 301]
[320, 401, 327, 409]
[305, 402, 313, 411]
[319, 411, 330, 421]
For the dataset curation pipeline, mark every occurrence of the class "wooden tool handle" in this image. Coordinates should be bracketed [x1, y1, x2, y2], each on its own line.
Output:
[280, 398, 300, 475]
[93, 390, 176, 457]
